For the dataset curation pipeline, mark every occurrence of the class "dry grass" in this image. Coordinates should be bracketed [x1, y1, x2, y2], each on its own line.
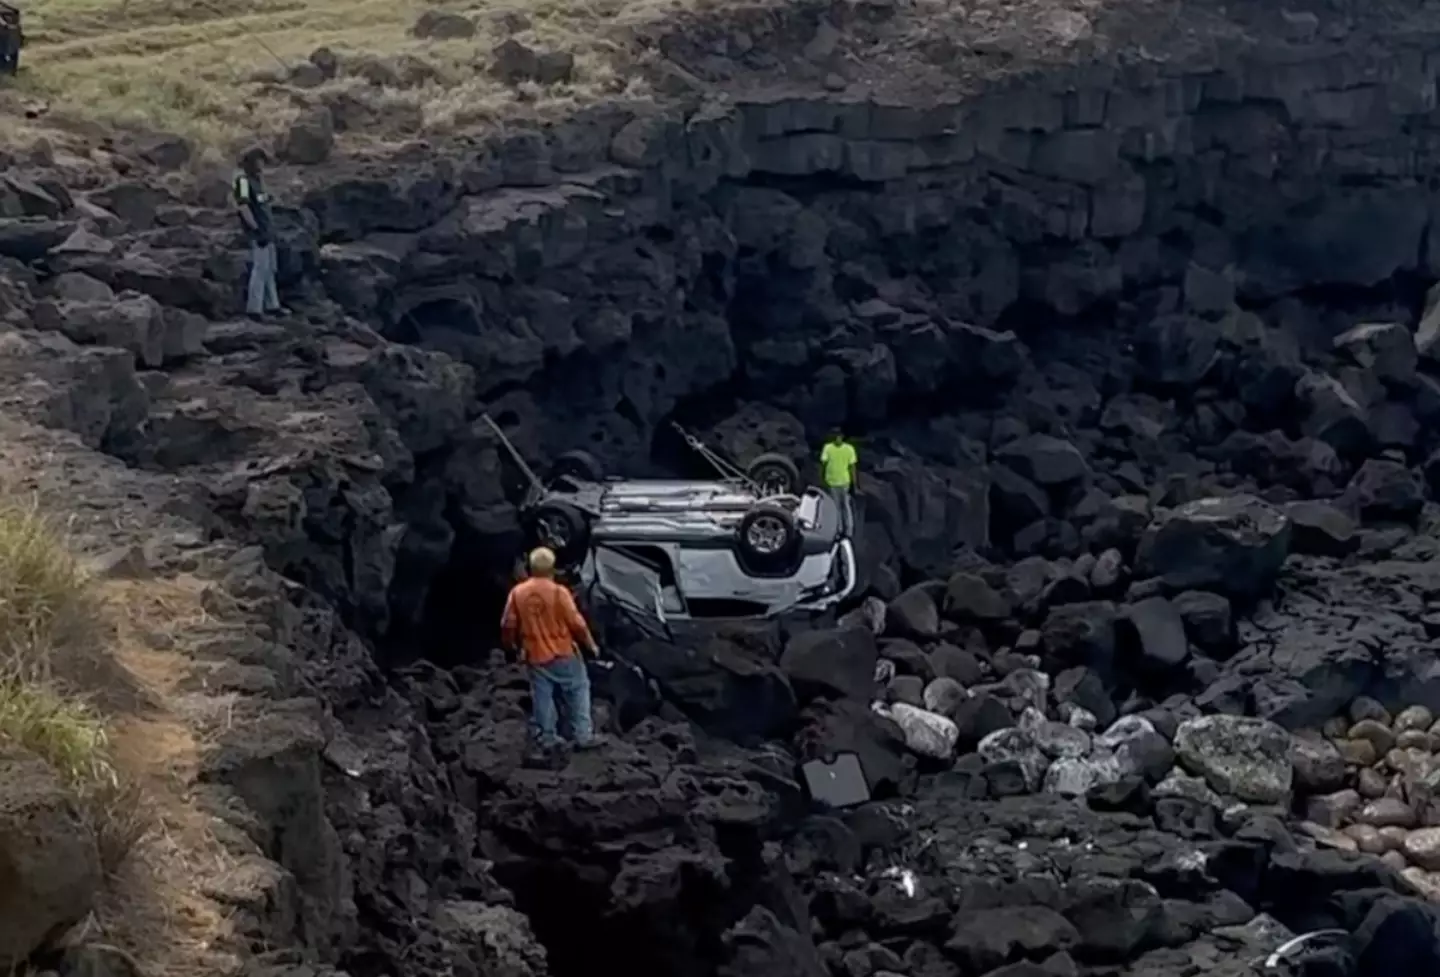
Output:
[4, 0, 674, 148]
[0, 499, 114, 789]
[0, 500, 237, 976]
[92, 574, 241, 977]
[0, 500, 99, 661]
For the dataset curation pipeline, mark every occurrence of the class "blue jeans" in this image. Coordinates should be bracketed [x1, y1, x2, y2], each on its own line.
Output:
[529, 654, 594, 747]
[246, 241, 280, 316]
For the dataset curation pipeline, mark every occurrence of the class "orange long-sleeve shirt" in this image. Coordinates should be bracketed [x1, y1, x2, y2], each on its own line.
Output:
[500, 577, 596, 666]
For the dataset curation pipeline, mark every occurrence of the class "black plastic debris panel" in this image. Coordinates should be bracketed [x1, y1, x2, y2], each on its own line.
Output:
[801, 752, 872, 809]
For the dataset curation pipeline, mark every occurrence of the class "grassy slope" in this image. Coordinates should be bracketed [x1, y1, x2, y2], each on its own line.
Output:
[6, 0, 668, 147]
[0, 467, 238, 975]
[0, 501, 116, 794]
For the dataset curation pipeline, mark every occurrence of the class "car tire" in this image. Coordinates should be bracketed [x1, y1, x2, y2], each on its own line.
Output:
[528, 500, 591, 565]
[746, 453, 800, 497]
[737, 504, 802, 574]
[548, 449, 605, 485]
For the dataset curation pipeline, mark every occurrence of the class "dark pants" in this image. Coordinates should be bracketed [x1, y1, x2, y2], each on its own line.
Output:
[529, 654, 594, 747]
[0, 31, 17, 76]
[246, 241, 280, 316]
[829, 485, 854, 537]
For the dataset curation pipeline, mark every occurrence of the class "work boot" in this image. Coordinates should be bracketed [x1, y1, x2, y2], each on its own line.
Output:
[522, 737, 564, 768]
[573, 734, 609, 751]
[524, 747, 569, 770]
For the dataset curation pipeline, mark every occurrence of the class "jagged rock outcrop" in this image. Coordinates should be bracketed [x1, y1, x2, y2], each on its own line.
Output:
[0, 745, 102, 969]
[10, 1, 1440, 662]
[15, 1, 1440, 976]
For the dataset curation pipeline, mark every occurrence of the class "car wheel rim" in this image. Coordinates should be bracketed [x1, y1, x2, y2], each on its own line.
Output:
[747, 514, 789, 554]
[537, 516, 570, 549]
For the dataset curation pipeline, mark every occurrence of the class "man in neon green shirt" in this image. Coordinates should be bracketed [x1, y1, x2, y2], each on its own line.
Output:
[819, 428, 858, 537]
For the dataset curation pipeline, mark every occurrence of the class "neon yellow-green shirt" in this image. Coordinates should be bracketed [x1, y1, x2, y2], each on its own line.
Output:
[820, 441, 857, 488]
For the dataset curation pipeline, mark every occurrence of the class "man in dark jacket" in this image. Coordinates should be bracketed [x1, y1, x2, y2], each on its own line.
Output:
[232, 147, 287, 320]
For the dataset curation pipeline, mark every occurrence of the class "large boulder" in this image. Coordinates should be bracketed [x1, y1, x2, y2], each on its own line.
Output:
[881, 702, 959, 759]
[625, 635, 796, 742]
[1082, 494, 1152, 553]
[781, 626, 878, 703]
[978, 727, 1050, 793]
[718, 906, 828, 977]
[431, 901, 548, 977]
[943, 571, 1012, 621]
[1173, 715, 1293, 804]
[952, 692, 1016, 751]
[864, 455, 990, 579]
[886, 584, 940, 638]
[0, 744, 103, 968]
[0, 217, 76, 263]
[1290, 733, 1347, 794]
[945, 906, 1079, 973]
[1134, 313, 1222, 387]
[31, 292, 169, 367]
[1041, 601, 1118, 677]
[411, 9, 477, 39]
[1054, 666, 1116, 728]
[490, 38, 576, 86]
[1120, 596, 1190, 673]
[1352, 897, 1440, 977]
[1042, 752, 1127, 797]
[923, 677, 967, 717]
[1135, 494, 1291, 601]
[278, 109, 337, 165]
[994, 434, 1090, 487]
[1296, 371, 1371, 457]
[1098, 715, 1176, 784]
[1334, 321, 1418, 387]
[1344, 459, 1426, 523]
[1284, 500, 1358, 557]
[1171, 590, 1234, 654]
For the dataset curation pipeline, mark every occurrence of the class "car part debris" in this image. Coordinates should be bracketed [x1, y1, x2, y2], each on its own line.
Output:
[322, 732, 366, 778]
[879, 865, 918, 898]
[1261, 929, 1348, 970]
[801, 751, 871, 809]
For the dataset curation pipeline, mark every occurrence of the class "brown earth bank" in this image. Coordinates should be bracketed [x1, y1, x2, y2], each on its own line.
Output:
[11, 0, 1440, 976]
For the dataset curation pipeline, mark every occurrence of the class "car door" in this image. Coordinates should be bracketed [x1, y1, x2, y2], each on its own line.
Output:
[591, 545, 674, 624]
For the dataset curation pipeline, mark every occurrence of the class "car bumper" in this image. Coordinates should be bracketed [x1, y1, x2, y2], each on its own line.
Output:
[795, 537, 856, 611]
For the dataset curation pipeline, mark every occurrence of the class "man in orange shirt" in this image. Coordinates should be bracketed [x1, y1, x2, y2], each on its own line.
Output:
[501, 546, 603, 751]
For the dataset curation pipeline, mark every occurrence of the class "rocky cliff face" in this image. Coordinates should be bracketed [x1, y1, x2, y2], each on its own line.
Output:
[17, 1, 1440, 659]
[272, 0, 1440, 656]
[12, 0, 1440, 976]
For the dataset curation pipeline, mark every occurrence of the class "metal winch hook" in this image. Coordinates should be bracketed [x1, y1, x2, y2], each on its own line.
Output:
[669, 421, 703, 450]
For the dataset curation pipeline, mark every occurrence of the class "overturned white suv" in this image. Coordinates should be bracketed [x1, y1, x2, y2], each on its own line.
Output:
[485, 418, 857, 626]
